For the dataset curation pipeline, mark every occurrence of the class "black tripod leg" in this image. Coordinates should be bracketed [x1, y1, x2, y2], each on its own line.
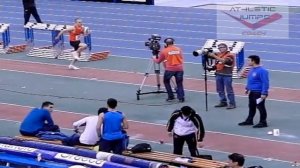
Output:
[204, 56, 209, 111]
[154, 63, 161, 91]
[136, 59, 154, 100]
[136, 58, 168, 100]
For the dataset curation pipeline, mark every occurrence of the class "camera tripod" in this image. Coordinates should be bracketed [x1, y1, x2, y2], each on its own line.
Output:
[136, 57, 176, 100]
[202, 54, 215, 111]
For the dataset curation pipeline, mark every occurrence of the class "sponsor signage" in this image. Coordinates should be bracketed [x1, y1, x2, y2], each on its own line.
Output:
[55, 153, 105, 167]
[0, 143, 37, 153]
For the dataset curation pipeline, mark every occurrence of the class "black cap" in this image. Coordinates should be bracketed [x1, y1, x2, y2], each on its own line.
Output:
[164, 38, 174, 45]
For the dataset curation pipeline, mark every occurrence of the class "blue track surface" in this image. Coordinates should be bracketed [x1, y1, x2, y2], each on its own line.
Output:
[1, 0, 300, 72]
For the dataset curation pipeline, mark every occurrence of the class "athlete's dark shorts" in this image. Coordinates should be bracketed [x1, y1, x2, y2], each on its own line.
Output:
[70, 40, 80, 51]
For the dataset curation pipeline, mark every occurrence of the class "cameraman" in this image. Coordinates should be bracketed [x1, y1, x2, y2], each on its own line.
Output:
[207, 43, 236, 109]
[152, 38, 185, 102]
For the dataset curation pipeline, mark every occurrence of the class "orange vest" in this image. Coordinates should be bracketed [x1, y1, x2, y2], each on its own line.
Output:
[215, 52, 234, 71]
[161, 45, 183, 67]
[69, 25, 84, 42]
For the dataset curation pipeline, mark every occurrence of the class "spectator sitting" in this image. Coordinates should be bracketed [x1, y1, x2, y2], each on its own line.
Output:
[20, 101, 60, 136]
[62, 107, 108, 146]
[97, 98, 129, 154]
[224, 153, 245, 168]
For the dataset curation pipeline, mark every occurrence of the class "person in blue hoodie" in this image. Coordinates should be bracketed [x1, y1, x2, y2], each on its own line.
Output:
[238, 55, 269, 128]
[20, 101, 60, 136]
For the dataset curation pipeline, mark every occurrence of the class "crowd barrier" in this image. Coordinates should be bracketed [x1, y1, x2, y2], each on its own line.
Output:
[0, 137, 168, 168]
[0, 142, 137, 168]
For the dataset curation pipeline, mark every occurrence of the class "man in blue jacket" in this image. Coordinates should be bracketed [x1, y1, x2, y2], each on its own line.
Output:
[20, 101, 60, 136]
[238, 55, 269, 128]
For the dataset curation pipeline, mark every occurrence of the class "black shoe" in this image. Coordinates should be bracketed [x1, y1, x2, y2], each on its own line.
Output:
[166, 97, 175, 102]
[253, 122, 268, 128]
[238, 121, 254, 126]
[226, 104, 236, 109]
[214, 102, 227, 107]
[178, 98, 185, 103]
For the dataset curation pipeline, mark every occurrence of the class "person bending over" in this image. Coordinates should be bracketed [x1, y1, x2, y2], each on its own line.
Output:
[167, 106, 205, 156]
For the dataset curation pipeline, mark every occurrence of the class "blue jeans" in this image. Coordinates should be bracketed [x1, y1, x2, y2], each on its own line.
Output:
[215, 74, 235, 106]
[164, 70, 184, 100]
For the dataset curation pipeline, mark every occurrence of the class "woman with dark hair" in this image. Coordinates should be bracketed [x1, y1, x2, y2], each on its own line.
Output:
[167, 106, 205, 156]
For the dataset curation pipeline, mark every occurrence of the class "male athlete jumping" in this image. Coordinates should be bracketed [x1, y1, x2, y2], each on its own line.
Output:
[56, 18, 88, 70]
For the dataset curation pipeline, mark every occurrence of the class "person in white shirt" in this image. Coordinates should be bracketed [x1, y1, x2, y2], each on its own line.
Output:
[62, 107, 108, 146]
[166, 106, 205, 156]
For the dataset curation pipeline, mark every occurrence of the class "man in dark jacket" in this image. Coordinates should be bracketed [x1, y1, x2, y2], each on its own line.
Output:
[167, 106, 205, 156]
[22, 0, 42, 25]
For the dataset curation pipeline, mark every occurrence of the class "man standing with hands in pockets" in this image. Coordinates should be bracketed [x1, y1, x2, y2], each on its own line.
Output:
[239, 55, 269, 128]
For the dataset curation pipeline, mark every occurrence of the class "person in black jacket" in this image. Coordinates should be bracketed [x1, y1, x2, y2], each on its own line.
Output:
[22, 0, 42, 25]
[167, 106, 205, 156]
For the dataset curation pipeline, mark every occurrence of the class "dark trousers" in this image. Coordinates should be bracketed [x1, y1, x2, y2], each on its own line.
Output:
[246, 92, 267, 123]
[173, 133, 197, 157]
[20, 124, 60, 136]
[164, 70, 184, 100]
[24, 6, 42, 25]
[99, 138, 123, 155]
[62, 133, 96, 146]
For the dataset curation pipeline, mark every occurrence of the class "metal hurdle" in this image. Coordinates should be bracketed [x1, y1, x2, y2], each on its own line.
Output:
[24, 22, 109, 61]
[200, 39, 245, 79]
[0, 23, 10, 54]
[0, 23, 28, 54]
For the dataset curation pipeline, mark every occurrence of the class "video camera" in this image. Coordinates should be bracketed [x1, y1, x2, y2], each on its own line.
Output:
[192, 48, 214, 57]
[145, 34, 161, 56]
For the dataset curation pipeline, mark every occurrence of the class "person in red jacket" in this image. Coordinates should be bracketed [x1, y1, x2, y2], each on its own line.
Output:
[208, 43, 236, 109]
[153, 38, 185, 102]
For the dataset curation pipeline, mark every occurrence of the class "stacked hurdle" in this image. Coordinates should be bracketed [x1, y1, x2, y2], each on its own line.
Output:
[200, 39, 245, 79]
[0, 23, 10, 54]
[24, 22, 109, 61]
[0, 23, 27, 54]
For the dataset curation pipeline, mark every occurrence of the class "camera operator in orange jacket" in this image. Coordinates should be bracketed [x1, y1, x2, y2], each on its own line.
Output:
[207, 43, 236, 109]
[153, 38, 185, 102]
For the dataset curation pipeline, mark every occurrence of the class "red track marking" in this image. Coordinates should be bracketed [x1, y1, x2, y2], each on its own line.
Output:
[0, 103, 299, 162]
[0, 59, 300, 103]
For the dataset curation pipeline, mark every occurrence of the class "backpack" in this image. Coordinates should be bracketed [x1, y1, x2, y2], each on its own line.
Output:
[130, 143, 152, 153]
